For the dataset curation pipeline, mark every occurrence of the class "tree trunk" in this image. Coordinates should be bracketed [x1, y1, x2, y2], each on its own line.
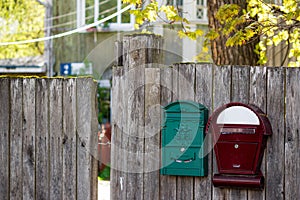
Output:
[207, 0, 259, 66]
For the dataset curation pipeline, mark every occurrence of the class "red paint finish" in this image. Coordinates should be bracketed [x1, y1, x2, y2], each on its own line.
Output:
[206, 102, 272, 189]
[213, 173, 264, 189]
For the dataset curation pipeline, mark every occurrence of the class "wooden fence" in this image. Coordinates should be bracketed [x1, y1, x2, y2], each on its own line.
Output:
[111, 34, 300, 200]
[0, 78, 98, 200]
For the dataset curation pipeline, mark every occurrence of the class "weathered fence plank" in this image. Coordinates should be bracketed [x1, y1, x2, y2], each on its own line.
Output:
[159, 66, 177, 200]
[266, 67, 285, 200]
[172, 64, 179, 102]
[22, 79, 36, 200]
[77, 78, 98, 200]
[177, 63, 195, 200]
[110, 66, 123, 199]
[36, 79, 50, 200]
[0, 78, 10, 200]
[285, 68, 300, 200]
[111, 67, 123, 200]
[231, 65, 250, 103]
[126, 64, 145, 199]
[10, 78, 23, 199]
[125, 35, 146, 199]
[62, 79, 77, 200]
[144, 67, 160, 200]
[194, 63, 213, 200]
[120, 65, 128, 200]
[212, 65, 232, 200]
[49, 79, 63, 199]
[248, 66, 267, 200]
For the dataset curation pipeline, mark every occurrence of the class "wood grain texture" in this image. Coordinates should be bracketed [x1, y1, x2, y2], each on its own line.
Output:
[77, 78, 98, 200]
[194, 63, 214, 200]
[120, 65, 128, 200]
[249, 66, 267, 200]
[178, 63, 195, 101]
[172, 64, 179, 102]
[212, 65, 232, 199]
[111, 66, 128, 200]
[10, 78, 23, 199]
[62, 79, 77, 200]
[143, 35, 163, 200]
[111, 67, 123, 200]
[285, 68, 300, 200]
[22, 79, 36, 200]
[125, 36, 145, 199]
[177, 63, 195, 200]
[231, 66, 250, 103]
[0, 78, 10, 200]
[0, 78, 99, 200]
[144, 68, 160, 200]
[91, 81, 99, 200]
[36, 79, 50, 200]
[49, 79, 63, 199]
[266, 67, 285, 200]
[159, 66, 177, 200]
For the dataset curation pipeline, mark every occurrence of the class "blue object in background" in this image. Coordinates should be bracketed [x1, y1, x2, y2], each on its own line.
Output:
[60, 63, 72, 75]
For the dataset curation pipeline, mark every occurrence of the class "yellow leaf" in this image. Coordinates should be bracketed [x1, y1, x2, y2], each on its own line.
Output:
[272, 35, 281, 46]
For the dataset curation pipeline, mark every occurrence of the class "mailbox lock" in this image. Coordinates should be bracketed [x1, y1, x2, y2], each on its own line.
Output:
[234, 144, 239, 149]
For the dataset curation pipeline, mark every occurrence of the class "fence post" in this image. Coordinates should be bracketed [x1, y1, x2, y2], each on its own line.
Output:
[111, 34, 163, 200]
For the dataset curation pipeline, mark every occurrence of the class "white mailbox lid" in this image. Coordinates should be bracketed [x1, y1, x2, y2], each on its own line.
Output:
[216, 106, 260, 125]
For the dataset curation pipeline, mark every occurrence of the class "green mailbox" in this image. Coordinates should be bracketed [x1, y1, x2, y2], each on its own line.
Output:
[160, 100, 208, 176]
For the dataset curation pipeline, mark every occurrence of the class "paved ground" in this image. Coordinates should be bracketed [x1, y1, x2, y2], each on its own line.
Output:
[98, 180, 110, 200]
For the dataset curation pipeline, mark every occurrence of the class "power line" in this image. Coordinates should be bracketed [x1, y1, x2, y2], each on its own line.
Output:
[0, 5, 132, 46]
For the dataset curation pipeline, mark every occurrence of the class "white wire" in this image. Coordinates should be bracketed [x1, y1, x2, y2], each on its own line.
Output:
[45, 0, 110, 21]
[0, 5, 132, 46]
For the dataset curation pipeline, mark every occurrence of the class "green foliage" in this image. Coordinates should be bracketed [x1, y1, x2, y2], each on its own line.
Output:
[123, 0, 300, 66]
[125, 0, 203, 39]
[97, 85, 111, 124]
[0, 0, 45, 59]
[98, 165, 110, 180]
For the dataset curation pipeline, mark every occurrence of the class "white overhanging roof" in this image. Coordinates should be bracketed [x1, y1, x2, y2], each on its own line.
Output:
[0, 56, 46, 73]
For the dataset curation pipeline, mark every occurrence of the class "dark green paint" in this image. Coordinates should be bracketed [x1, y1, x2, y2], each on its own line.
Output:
[161, 100, 208, 176]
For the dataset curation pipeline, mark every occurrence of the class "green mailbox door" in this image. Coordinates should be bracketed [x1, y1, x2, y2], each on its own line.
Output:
[161, 100, 208, 176]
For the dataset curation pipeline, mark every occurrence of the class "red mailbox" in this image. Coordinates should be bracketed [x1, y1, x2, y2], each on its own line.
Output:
[206, 102, 272, 189]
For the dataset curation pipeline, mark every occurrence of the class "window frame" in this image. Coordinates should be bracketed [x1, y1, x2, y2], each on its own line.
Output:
[76, 0, 135, 32]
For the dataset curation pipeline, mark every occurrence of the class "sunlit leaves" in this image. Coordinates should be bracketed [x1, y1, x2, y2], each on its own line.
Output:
[125, 0, 202, 39]
[215, 4, 240, 23]
[0, 0, 45, 59]
[130, 1, 159, 28]
[214, 0, 300, 66]
[178, 29, 204, 40]
[160, 5, 178, 20]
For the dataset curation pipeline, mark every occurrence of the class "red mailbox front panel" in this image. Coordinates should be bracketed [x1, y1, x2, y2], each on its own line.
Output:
[217, 142, 258, 174]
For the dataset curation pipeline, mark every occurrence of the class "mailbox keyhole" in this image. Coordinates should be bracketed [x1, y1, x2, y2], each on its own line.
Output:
[234, 144, 239, 149]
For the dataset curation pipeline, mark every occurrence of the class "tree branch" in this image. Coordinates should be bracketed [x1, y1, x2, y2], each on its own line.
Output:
[35, 0, 48, 7]
[281, 30, 291, 66]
